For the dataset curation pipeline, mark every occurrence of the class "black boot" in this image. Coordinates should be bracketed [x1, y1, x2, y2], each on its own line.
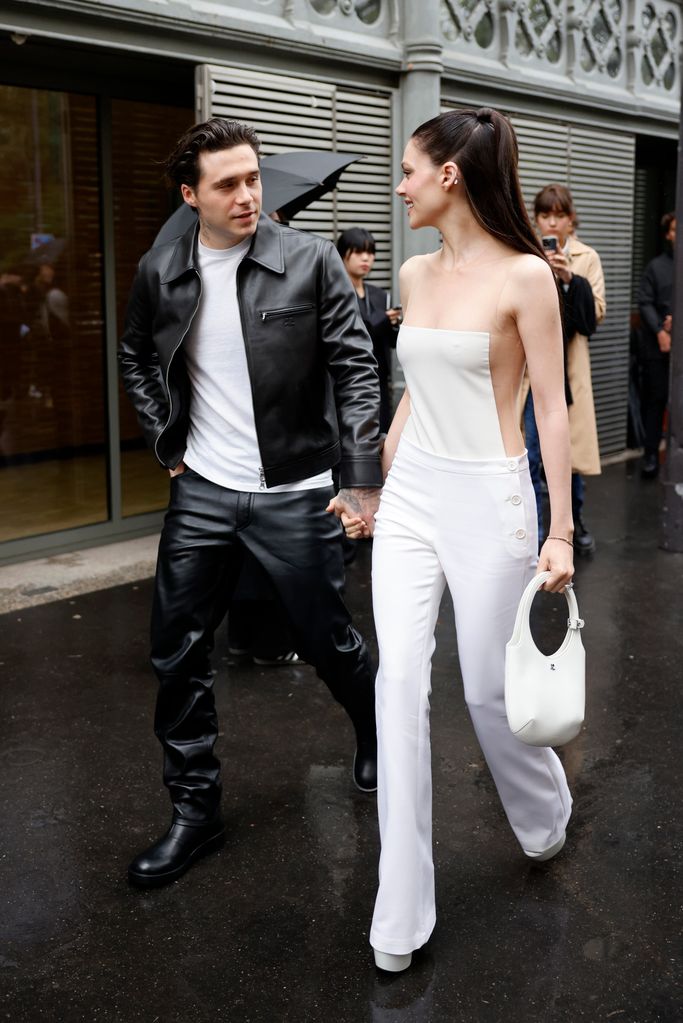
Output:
[640, 454, 659, 480]
[574, 517, 596, 556]
[353, 736, 378, 793]
[128, 817, 225, 888]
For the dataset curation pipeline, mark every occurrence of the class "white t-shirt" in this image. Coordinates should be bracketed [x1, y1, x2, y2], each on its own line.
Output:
[183, 237, 332, 492]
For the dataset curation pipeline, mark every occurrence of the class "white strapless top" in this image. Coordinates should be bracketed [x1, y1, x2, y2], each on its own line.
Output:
[397, 325, 507, 460]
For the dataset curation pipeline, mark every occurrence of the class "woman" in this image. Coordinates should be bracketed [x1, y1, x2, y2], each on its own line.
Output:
[522, 184, 605, 552]
[336, 227, 401, 432]
[338, 109, 575, 972]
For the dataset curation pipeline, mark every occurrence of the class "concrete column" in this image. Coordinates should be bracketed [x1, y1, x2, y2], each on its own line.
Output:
[396, 0, 443, 261]
[660, 72, 683, 550]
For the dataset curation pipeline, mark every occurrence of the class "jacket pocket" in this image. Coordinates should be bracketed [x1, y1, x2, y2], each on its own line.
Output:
[260, 304, 315, 322]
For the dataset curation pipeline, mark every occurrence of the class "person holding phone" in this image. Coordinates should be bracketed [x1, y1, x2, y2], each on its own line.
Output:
[523, 184, 606, 554]
[337, 228, 401, 433]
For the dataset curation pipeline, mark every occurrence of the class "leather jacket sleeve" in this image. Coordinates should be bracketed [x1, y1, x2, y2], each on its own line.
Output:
[317, 243, 383, 488]
[118, 255, 169, 458]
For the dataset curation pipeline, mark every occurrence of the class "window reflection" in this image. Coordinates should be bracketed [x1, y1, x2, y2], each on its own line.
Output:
[0, 86, 107, 542]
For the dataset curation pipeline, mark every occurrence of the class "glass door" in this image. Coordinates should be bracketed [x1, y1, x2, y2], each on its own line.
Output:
[0, 85, 107, 542]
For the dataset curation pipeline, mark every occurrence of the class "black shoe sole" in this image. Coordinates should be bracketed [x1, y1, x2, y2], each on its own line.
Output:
[128, 829, 226, 889]
[574, 544, 595, 556]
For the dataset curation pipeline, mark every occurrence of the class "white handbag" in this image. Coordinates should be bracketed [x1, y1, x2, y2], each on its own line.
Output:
[505, 571, 585, 747]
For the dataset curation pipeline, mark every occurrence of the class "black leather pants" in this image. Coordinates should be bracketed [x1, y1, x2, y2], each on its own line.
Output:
[150, 467, 376, 824]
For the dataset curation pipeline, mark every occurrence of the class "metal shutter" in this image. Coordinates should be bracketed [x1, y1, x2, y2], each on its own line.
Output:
[197, 65, 393, 288]
[443, 101, 634, 456]
[567, 127, 635, 456]
[631, 166, 649, 308]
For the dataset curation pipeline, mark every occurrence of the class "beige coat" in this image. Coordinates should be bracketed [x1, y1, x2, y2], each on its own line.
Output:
[522, 236, 606, 476]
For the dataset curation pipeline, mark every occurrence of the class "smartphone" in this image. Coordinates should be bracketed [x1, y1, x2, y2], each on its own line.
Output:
[542, 235, 558, 252]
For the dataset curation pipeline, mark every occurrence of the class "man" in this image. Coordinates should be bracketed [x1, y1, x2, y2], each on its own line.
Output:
[119, 118, 382, 888]
[637, 211, 675, 479]
[336, 228, 401, 433]
[523, 183, 606, 555]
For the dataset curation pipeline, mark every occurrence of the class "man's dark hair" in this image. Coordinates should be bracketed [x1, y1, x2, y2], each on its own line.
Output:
[534, 183, 575, 218]
[165, 117, 261, 190]
[336, 228, 377, 260]
[661, 210, 676, 236]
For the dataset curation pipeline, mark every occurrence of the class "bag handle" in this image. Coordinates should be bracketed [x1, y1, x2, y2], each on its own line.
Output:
[509, 571, 584, 650]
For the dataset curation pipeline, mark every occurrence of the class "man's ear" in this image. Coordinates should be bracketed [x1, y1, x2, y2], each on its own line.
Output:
[180, 183, 198, 208]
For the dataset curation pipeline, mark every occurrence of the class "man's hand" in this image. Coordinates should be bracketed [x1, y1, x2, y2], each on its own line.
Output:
[326, 487, 381, 538]
[386, 307, 402, 327]
[547, 250, 573, 285]
[663, 314, 673, 333]
[169, 461, 186, 478]
[657, 329, 672, 354]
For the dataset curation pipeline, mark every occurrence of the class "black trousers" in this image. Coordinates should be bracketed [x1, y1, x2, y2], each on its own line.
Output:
[150, 468, 376, 823]
[640, 355, 670, 458]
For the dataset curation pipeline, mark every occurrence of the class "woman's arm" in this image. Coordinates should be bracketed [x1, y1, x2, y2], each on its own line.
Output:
[338, 257, 418, 538]
[512, 257, 574, 592]
[381, 388, 411, 479]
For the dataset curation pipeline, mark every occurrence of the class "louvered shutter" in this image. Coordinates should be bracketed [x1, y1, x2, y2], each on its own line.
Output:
[197, 64, 393, 288]
[566, 128, 635, 456]
[442, 100, 634, 456]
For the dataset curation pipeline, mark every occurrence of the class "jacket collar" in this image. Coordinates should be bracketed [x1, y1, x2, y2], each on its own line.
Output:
[159, 212, 285, 284]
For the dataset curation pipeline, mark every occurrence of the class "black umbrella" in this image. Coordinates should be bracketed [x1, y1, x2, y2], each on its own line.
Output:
[153, 151, 363, 247]
[264, 151, 363, 221]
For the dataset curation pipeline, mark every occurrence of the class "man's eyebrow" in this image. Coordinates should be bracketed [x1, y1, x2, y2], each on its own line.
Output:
[212, 170, 260, 188]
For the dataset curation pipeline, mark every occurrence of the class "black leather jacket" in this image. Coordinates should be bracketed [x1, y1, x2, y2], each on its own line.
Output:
[119, 214, 382, 488]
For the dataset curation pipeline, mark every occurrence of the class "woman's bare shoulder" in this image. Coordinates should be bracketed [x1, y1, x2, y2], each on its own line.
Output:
[506, 251, 555, 289]
[399, 253, 432, 282]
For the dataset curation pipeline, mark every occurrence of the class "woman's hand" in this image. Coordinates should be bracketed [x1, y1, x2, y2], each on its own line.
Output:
[536, 538, 574, 592]
[341, 513, 371, 540]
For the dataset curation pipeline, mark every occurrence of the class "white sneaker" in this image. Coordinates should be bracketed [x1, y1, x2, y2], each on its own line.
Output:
[524, 831, 566, 862]
[373, 949, 413, 972]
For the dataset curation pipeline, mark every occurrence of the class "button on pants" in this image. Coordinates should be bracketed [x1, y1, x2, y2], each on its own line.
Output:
[369, 438, 572, 955]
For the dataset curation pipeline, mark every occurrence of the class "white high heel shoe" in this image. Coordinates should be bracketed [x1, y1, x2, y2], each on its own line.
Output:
[373, 949, 413, 972]
[524, 831, 566, 862]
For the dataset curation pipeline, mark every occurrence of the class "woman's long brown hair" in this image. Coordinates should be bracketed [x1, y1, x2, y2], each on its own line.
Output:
[411, 107, 548, 262]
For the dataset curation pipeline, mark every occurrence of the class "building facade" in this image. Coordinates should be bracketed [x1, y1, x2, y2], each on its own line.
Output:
[0, 0, 679, 562]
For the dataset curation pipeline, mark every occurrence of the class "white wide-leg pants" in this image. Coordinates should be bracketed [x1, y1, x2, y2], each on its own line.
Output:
[369, 438, 572, 956]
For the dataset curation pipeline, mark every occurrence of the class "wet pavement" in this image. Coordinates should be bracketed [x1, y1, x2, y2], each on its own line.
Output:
[1, 459, 681, 1023]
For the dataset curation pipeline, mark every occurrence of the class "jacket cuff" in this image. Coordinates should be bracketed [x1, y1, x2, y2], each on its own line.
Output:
[339, 457, 383, 489]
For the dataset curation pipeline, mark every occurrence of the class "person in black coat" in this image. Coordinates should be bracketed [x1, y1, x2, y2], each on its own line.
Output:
[337, 228, 401, 433]
[637, 211, 675, 479]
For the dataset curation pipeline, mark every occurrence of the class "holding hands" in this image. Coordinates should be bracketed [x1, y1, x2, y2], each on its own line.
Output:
[326, 486, 380, 540]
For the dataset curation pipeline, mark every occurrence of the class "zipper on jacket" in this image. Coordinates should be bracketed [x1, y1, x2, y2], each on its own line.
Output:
[154, 269, 202, 465]
[261, 303, 314, 322]
[236, 261, 269, 488]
